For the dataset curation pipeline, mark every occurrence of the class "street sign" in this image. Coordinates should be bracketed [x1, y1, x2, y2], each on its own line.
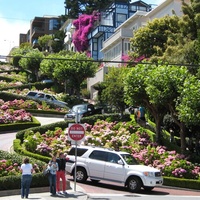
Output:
[68, 123, 85, 141]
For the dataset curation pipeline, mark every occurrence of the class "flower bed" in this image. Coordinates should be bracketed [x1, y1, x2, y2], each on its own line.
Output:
[20, 120, 200, 180]
[0, 99, 32, 124]
[0, 150, 46, 177]
[0, 98, 67, 116]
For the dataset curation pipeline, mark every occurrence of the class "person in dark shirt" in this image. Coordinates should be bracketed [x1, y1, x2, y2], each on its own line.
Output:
[56, 152, 67, 195]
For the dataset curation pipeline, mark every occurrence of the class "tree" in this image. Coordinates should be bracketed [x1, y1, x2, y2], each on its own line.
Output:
[162, 0, 200, 71]
[64, 0, 113, 18]
[177, 75, 200, 126]
[102, 66, 128, 115]
[124, 63, 168, 144]
[144, 64, 190, 152]
[41, 52, 98, 96]
[10, 46, 33, 68]
[38, 35, 53, 51]
[51, 30, 66, 53]
[19, 49, 44, 82]
[129, 15, 180, 61]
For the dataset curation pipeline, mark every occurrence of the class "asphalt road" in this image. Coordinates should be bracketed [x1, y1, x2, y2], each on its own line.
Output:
[66, 176, 200, 197]
[0, 116, 64, 152]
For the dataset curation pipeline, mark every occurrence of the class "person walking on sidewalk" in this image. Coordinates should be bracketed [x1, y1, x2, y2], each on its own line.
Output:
[56, 152, 67, 195]
[47, 155, 58, 196]
[20, 158, 33, 199]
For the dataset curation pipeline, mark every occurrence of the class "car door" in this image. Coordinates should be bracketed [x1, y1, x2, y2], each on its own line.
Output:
[104, 152, 126, 182]
[86, 150, 107, 179]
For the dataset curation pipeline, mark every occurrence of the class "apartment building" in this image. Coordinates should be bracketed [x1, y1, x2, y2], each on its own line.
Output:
[87, 0, 190, 99]
[29, 15, 62, 48]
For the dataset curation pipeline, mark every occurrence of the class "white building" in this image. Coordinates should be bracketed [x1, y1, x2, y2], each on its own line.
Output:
[87, 0, 190, 100]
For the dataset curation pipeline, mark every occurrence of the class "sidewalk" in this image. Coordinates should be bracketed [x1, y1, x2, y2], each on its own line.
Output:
[0, 182, 88, 200]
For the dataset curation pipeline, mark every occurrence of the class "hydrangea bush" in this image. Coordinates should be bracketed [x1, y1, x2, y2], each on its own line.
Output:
[0, 101, 32, 124]
[21, 120, 200, 180]
[0, 159, 40, 177]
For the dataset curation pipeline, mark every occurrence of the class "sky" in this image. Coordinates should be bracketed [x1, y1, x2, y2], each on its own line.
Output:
[0, 0, 164, 58]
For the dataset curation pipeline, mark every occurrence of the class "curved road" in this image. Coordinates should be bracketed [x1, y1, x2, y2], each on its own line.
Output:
[1, 117, 200, 197]
[0, 116, 64, 152]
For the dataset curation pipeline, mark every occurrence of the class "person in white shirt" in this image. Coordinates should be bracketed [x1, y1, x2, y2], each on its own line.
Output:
[47, 155, 58, 196]
[20, 158, 33, 199]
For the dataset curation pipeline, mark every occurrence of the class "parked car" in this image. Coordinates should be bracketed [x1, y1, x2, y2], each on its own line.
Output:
[66, 146, 163, 193]
[26, 91, 68, 108]
[64, 103, 103, 121]
[41, 79, 53, 83]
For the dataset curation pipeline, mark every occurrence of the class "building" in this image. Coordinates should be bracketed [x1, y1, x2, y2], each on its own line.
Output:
[60, 18, 76, 51]
[87, 0, 190, 99]
[29, 15, 62, 48]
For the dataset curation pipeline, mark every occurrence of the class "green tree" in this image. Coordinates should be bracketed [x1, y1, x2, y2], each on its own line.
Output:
[163, 0, 200, 71]
[64, 0, 113, 18]
[144, 65, 190, 152]
[51, 30, 66, 53]
[10, 46, 33, 68]
[19, 49, 44, 82]
[38, 35, 53, 52]
[124, 63, 168, 143]
[129, 15, 180, 61]
[41, 52, 97, 96]
[177, 75, 200, 127]
[102, 66, 128, 115]
[40, 53, 58, 80]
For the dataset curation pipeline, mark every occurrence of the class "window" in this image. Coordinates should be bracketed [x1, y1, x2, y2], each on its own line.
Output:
[89, 150, 107, 161]
[117, 14, 126, 23]
[27, 92, 37, 97]
[68, 147, 88, 157]
[107, 153, 121, 163]
[38, 93, 44, 98]
[49, 19, 60, 31]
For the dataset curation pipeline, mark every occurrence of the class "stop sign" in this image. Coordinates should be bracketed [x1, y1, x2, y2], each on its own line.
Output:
[68, 123, 85, 141]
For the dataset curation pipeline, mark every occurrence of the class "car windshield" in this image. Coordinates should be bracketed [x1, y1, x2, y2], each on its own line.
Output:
[120, 154, 139, 165]
[72, 105, 87, 112]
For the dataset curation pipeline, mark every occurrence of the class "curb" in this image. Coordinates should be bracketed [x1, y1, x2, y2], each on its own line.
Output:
[0, 180, 71, 197]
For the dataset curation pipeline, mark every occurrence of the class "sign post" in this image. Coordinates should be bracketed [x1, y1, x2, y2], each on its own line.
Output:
[68, 123, 85, 191]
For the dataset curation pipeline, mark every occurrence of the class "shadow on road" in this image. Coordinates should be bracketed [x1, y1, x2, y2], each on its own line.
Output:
[68, 178, 169, 196]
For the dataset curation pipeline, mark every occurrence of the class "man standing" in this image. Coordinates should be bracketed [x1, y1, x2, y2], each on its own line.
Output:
[56, 152, 67, 195]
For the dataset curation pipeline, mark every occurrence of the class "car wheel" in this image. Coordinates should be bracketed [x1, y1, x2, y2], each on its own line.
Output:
[143, 186, 154, 192]
[91, 179, 100, 184]
[127, 176, 142, 193]
[73, 167, 88, 183]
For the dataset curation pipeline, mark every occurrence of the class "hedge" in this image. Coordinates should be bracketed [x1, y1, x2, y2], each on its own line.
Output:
[0, 116, 41, 132]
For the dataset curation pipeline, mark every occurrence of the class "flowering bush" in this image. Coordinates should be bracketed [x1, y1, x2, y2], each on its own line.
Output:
[22, 120, 200, 180]
[123, 131, 200, 179]
[0, 98, 67, 113]
[0, 159, 40, 177]
[0, 107, 32, 124]
[23, 128, 71, 156]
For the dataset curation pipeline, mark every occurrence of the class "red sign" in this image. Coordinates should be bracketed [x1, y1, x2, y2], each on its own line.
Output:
[68, 123, 85, 141]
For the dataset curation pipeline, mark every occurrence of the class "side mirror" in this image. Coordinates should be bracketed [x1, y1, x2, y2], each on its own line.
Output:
[118, 160, 124, 165]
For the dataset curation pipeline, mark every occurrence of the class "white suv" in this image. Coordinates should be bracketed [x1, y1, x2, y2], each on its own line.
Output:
[66, 146, 163, 192]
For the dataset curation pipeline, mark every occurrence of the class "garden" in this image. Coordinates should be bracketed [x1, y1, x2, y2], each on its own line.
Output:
[20, 120, 200, 180]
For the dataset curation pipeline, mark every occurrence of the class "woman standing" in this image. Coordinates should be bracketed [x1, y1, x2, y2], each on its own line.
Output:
[47, 156, 58, 196]
[20, 157, 33, 199]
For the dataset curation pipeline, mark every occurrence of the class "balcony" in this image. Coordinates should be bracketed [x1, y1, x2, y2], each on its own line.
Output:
[102, 28, 132, 51]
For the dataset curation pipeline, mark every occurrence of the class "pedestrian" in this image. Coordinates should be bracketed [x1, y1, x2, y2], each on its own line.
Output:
[47, 155, 58, 196]
[56, 152, 67, 195]
[20, 157, 33, 199]
[139, 106, 146, 122]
